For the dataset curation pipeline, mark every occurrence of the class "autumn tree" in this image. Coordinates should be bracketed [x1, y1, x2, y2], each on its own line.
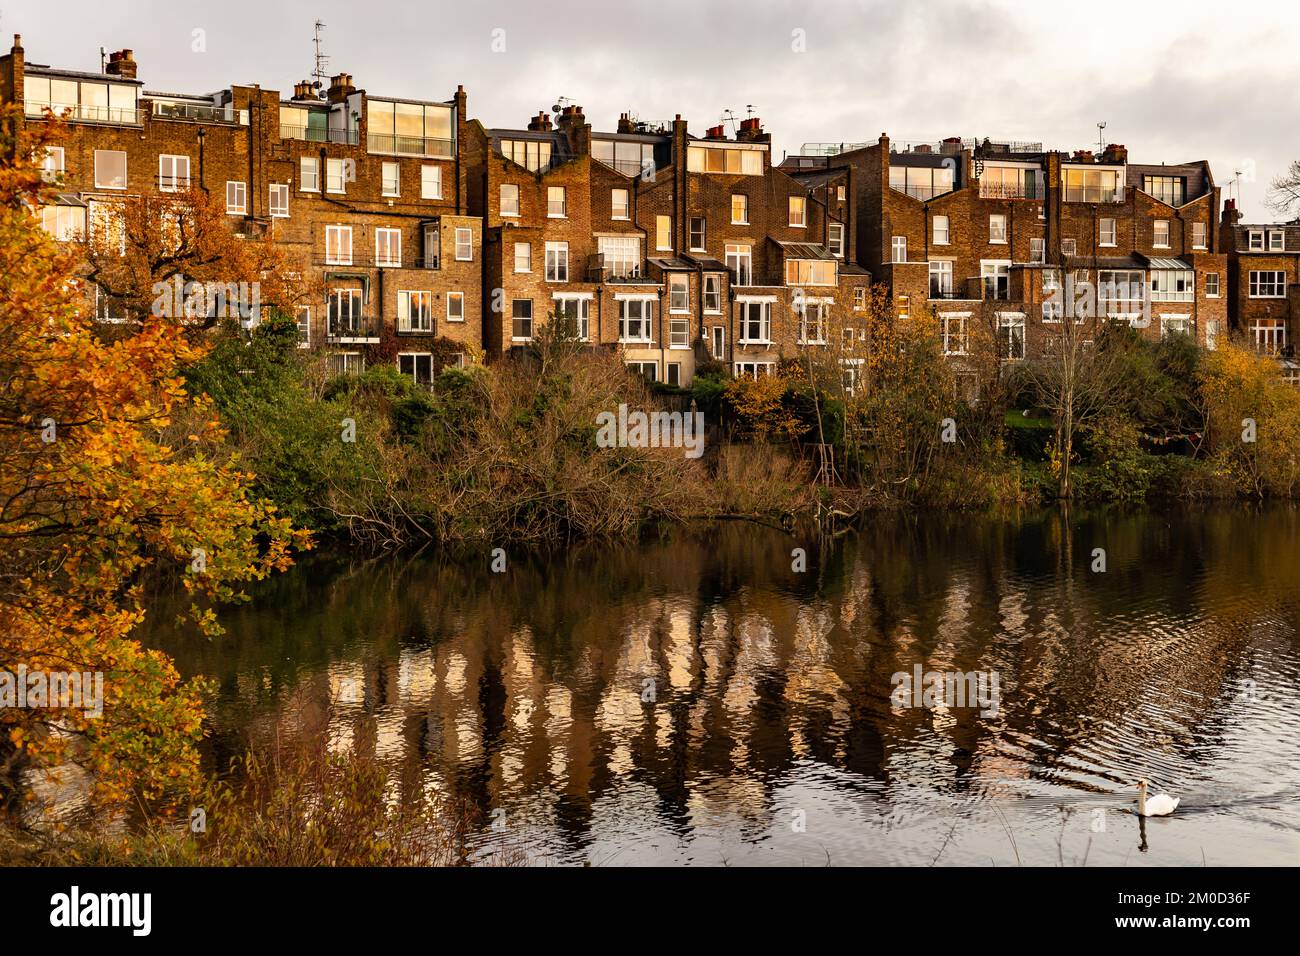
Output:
[1, 107, 310, 806]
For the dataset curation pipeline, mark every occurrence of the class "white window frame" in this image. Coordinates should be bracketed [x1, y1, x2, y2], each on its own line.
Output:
[397, 352, 434, 385]
[421, 165, 443, 200]
[1030, 237, 1045, 263]
[547, 186, 566, 218]
[1249, 270, 1286, 298]
[989, 214, 1007, 244]
[1100, 218, 1116, 247]
[1160, 314, 1191, 339]
[737, 297, 774, 345]
[1205, 272, 1220, 297]
[1269, 230, 1285, 252]
[941, 312, 970, 355]
[94, 149, 127, 190]
[447, 291, 465, 322]
[731, 194, 748, 225]
[512, 299, 533, 341]
[1192, 222, 1207, 250]
[704, 273, 723, 314]
[500, 183, 519, 217]
[828, 222, 844, 257]
[545, 241, 569, 282]
[999, 311, 1026, 361]
[789, 196, 807, 228]
[611, 188, 630, 220]
[1248, 230, 1264, 251]
[455, 227, 473, 261]
[300, 156, 319, 192]
[656, 215, 672, 251]
[1154, 220, 1170, 248]
[225, 180, 247, 215]
[552, 293, 591, 341]
[725, 243, 752, 286]
[40, 146, 65, 182]
[375, 227, 402, 267]
[1061, 238, 1077, 256]
[325, 224, 353, 266]
[159, 154, 190, 193]
[514, 241, 531, 273]
[690, 216, 706, 252]
[270, 183, 289, 218]
[892, 235, 907, 263]
[397, 290, 433, 332]
[326, 157, 346, 194]
[933, 215, 950, 246]
[381, 161, 400, 198]
[295, 305, 311, 348]
[617, 295, 655, 344]
[669, 273, 690, 313]
[734, 361, 775, 380]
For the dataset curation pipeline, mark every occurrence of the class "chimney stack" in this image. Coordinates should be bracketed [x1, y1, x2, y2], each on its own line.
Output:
[736, 116, 767, 143]
[105, 49, 137, 79]
[616, 112, 635, 134]
[527, 110, 552, 132]
[292, 80, 318, 101]
[1101, 143, 1128, 164]
[555, 104, 585, 129]
[326, 72, 355, 104]
[1072, 149, 1095, 164]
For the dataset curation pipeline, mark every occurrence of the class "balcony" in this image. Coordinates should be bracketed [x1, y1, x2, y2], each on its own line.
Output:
[367, 132, 454, 159]
[1063, 186, 1125, 204]
[280, 124, 359, 145]
[327, 313, 381, 343]
[595, 157, 649, 178]
[25, 102, 143, 126]
[979, 181, 1043, 200]
[315, 252, 439, 269]
[890, 183, 950, 201]
[929, 277, 984, 301]
[153, 102, 248, 124]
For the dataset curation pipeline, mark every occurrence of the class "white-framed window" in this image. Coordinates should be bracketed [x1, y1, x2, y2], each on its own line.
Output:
[725, 243, 752, 286]
[1061, 238, 1077, 256]
[326, 158, 346, 194]
[789, 196, 807, 227]
[500, 183, 519, 217]
[447, 291, 465, 322]
[1205, 319, 1219, 351]
[892, 236, 907, 263]
[1154, 220, 1170, 248]
[731, 194, 748, 225]
[421, 165, 442, 200]
[1269, 230, 1285, 251]
[989, 214, 1007, 244]
[999, 312, 1025, 360]
[398, 352, 434, 385]
[933, 215, 950, 245]
[828, 222, 844, 257]
[897, 294, 910, 318]
[331, 352, 364, 375]
[94, 150, 127, 190]
[1253, 319, 1287, 354]
[270, 183, 289, 218]
[704, 273, 723, 313]
[1149, 269, 1194, 302]
[711, 325, 726, 359]
[328, 288, 363, 335]
[1100, 218, 1116, 246]
[40, 146, 65, 182]
[300, 157, 319, 192]
[854, 287, 867, 311]
[1143, 175, 1184, 207]
[553, 294, 591, 340]
[666, 362, 682, 387]
[929, 260, 953, 297]
[836, 185, 846, 202]
[611, 188, 630, 220]
[738, 299, 772, 344]
[295, 305, 311, 348]
[1030, 237, 1045, 263]
[547, 186, 566, 217]
[669, 273, 690, 313]
[1160, 314, 1190, 339]
[690, 216, 706, 251]
[1249, 271, 1286, 298]
[455, 227, 472, 261]
[159, 154, 190, 192]
[670, 318, 690, 349]
[397, 290, 433, 332]
[87, 202, 123, 254]
[1249, 230, 1264, 251]
[941, 312, 969, 355]
[627, 361, 659, 382]
[1205, 272, 1220, 297]
[514, 241, 531, 273]
[784, 259, 836, 286]
[1193, 222, 1207, 249]
[799, 300, 829, 344]
[618, 297, 654, 343]
[375, 227, 402, 267]
[325, 224, 352, 265]
[981, 260, 1011, 300]
[512, 299, 533, 340]
[226, 181, 247, 215]
[39, 204, 85, 241]
[656, 215, 672, 251]
[381, 161, 400, 197]
[599, 236, 641, 279]
[423, 225, 439, 269]
[734, 361, 775, 380]
[545, 241, 569, 282]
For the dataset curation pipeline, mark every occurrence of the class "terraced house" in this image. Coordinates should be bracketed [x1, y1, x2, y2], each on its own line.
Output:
[475, 105, 871, 386]
[3, 36, 482, 382]
[1220, 199, 1300, 383]
[784, 135, 1228, 391]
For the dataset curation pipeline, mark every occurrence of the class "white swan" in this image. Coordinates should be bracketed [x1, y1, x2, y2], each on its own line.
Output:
[1137, 779, 1180, 817]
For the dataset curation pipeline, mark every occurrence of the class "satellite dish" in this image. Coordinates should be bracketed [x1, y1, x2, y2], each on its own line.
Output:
[552, 103, 561, 113]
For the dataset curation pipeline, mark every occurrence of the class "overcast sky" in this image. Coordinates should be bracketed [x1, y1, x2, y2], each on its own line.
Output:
[4, 0, 1294, 220]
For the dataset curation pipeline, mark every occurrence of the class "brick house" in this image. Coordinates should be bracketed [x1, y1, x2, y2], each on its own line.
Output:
[783, 135, 1228, 387]
[3, 36, 483, 382]
[1220, 200, 1300, 382]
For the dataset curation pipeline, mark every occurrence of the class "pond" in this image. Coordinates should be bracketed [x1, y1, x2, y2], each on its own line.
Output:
[142, 506, 1300, 865]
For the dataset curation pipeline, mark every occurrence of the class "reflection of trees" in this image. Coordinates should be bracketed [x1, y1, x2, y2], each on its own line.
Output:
[139, 507, 1300, 850]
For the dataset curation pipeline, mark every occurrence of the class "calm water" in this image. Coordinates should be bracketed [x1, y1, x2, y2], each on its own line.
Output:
[143, 507, 1300, 865]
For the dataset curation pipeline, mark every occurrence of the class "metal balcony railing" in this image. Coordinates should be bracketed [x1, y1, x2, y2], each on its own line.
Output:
[367, 132, 454, 158]
[594, 157, 649, 178]
[978, 181, 1043, 200]
[326, 314, 382, 342]
[153, 102, 248, 124]
[889, 183, 953, 201]
[280, 124, 359, 145]
[1063, 187, 1125, 204]
[26, 102, 143, 125]
[316, 251, 440, 269]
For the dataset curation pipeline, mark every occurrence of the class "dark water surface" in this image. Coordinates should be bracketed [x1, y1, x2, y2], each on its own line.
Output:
[146, 507, 1300, 865]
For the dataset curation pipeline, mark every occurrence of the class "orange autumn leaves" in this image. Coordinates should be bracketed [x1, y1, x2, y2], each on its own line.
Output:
[1, 107, 309, 804]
